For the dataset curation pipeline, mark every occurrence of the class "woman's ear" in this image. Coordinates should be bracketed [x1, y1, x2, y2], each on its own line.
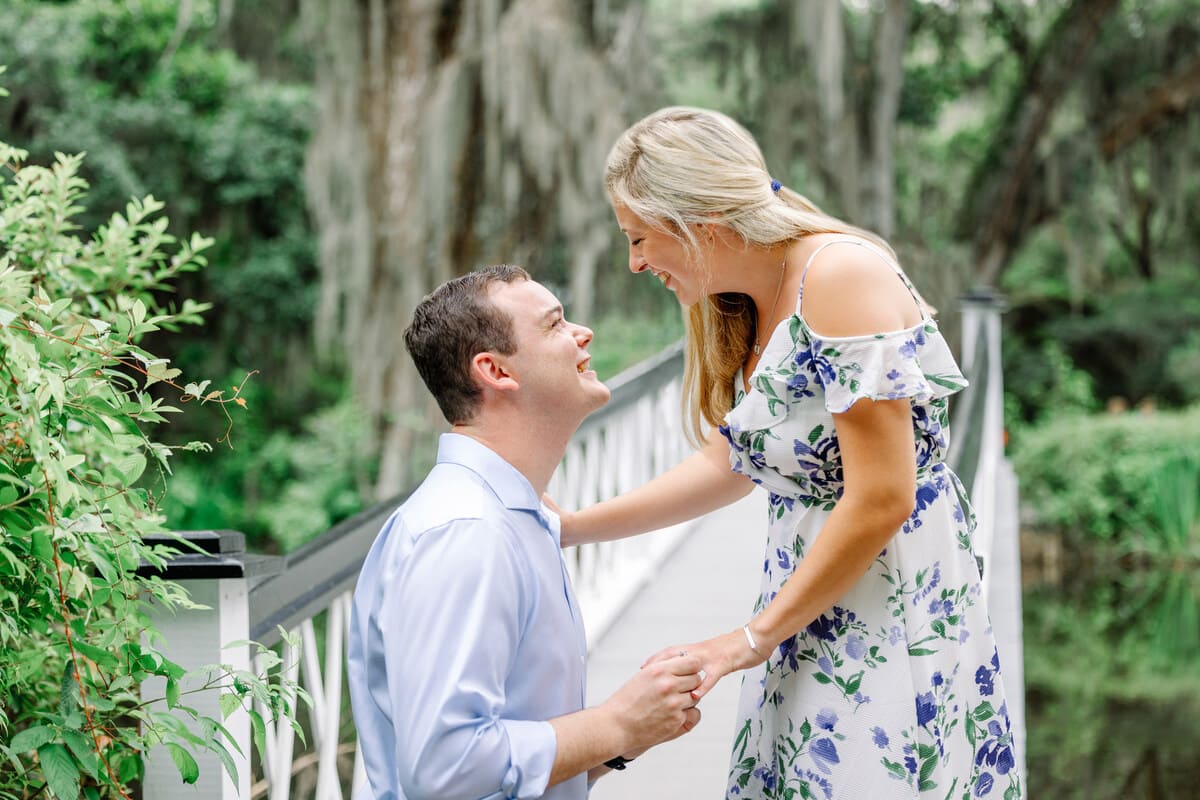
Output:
[470, 352, 519, 394]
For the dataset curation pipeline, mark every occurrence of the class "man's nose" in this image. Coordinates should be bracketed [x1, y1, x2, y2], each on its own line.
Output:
[573, 323, 594, 347]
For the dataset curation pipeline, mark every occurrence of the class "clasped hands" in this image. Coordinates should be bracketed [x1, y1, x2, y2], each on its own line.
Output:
[642, 626, 770, 702]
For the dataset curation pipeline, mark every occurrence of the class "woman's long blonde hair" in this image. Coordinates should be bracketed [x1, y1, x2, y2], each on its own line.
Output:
[605, 106, 892, 445]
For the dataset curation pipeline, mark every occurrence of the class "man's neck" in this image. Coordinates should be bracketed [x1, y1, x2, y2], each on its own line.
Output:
[451, 418, 574, 497]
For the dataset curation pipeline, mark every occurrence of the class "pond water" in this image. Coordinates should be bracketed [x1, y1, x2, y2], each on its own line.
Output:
[1021, 535, 1200, 798]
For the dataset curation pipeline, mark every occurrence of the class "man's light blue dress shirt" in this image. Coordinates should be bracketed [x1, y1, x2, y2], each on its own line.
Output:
[348, 434, 588, 800]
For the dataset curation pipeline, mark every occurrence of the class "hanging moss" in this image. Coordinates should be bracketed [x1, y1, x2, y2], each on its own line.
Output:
[302, 0, 650, 493]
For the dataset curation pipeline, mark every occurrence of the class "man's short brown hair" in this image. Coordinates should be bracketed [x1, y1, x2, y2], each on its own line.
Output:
[404, 265, 531, 424]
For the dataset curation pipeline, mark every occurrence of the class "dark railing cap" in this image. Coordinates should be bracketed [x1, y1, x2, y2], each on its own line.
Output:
[137, 530, 282, 580]
[959, 286, 1008, 311]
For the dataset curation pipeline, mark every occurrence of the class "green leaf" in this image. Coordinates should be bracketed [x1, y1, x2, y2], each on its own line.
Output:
[113, 452, 147, 484]
[248, 708, 267, 758]
[46, 297, 71, 320]
[72, 639, 119, 669]
[212, 740, 239, 786]
[61, 729, 99, 780]
[907, 647, 937, 656]
[219, 692, 241, 719]
[166, 677, 180, 709]
[116, 751, 142, 783]
[31, 529, 55, 564]
[36, 743, 79, 800]
[166, 743, 199, 784]
[60, 662, 81, 725]
[10, 725, 57, 753]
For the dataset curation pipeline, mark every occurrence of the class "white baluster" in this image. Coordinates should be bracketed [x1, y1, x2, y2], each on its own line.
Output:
[315, 594, 347, 800]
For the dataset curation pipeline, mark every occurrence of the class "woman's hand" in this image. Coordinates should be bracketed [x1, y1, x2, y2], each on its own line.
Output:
[541, 493, 579, 546]
[642, 628, 768, 700]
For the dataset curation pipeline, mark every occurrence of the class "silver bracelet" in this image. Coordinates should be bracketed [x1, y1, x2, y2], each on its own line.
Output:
[742, 624, 766, 657]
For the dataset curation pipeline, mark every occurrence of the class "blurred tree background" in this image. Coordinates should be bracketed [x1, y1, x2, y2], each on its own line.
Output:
[1, 0, 1197, 796]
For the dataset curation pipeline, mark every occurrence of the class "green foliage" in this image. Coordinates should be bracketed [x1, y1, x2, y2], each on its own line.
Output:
[1003, 337, 1099, 425]
[0, 0, 319, 424]
[0, 123, 298, 796]
[1010, 405, 1200, 543]
[1044, 276, 1200, 407]
[586, 310, 685, 382]
[166, 390, 375, 553]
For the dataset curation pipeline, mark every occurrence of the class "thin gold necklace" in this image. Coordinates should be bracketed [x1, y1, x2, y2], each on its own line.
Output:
[753, 254, 788, 356]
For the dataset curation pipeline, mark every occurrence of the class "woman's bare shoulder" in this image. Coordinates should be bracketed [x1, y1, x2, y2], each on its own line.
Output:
[797, 237, 922, 338]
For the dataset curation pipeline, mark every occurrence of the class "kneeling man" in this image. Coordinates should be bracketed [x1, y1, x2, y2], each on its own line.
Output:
[348, 265, 702, 799]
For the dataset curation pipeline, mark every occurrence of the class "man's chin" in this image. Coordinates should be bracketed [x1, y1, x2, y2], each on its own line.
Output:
[584, 383, 612, 411]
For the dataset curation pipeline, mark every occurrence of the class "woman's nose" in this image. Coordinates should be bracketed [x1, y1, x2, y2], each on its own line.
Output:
[629, 251, 648, 274]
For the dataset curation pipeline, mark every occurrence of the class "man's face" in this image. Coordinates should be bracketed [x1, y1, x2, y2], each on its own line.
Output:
[487, 279, 611, 417]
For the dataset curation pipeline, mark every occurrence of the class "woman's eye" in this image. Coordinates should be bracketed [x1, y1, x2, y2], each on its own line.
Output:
[631, 238, 644, 247]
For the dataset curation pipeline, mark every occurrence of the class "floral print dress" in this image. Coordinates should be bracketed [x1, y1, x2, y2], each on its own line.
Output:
[718, 240, 1022, 800]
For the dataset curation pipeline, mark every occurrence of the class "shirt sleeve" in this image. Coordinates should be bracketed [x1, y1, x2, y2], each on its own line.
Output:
[377, 518, 557, 800]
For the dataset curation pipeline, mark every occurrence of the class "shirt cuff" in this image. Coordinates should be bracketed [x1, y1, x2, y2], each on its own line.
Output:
[499, 719, 557, 800]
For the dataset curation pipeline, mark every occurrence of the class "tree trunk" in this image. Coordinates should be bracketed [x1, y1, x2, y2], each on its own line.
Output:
[956, 0, 1121, 286]
[801, 0, 860, 221]
[866, 0, 910, 238]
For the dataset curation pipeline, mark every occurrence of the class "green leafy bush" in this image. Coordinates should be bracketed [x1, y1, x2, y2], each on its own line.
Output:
[1010, 405, 1200, 543]
[0, 97, 295, 797]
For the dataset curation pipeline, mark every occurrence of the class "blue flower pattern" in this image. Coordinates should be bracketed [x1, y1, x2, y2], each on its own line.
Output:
[720, 278, 1022, 799]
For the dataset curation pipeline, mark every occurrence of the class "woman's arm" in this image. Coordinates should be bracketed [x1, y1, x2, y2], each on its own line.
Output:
[647, 243, 927, 694]
[650, 397, 917, 696]
[560, 434, 754, 546]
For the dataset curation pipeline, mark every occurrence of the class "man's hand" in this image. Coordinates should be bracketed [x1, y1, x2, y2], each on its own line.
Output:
[600, 652, 703, 751]
[643, 628, 767, 700]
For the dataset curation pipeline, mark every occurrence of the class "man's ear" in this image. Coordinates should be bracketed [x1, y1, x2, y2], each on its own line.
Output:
[470, 352, 519, 393]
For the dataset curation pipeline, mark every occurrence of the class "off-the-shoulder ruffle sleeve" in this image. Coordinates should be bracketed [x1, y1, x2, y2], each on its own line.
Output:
[809, 322, 968, 414]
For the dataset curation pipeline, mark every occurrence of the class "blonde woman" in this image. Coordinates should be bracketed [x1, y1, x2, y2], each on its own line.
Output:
[561, 107, 1022, 799]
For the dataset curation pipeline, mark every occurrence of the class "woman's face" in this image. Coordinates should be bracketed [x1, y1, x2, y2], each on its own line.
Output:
[613, 203, 706, 306]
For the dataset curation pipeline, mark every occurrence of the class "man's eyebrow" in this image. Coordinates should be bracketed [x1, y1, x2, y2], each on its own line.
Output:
[541, 305, 564, 323]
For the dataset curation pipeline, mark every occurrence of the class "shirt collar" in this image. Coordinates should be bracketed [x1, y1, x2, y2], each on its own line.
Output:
[436, 433, 544, 514]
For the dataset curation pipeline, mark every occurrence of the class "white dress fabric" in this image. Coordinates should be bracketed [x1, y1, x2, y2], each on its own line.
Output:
[719, 240, 1023, 800]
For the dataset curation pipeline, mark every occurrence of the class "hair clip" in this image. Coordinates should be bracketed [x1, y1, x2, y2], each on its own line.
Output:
[770, 179, 782, 193]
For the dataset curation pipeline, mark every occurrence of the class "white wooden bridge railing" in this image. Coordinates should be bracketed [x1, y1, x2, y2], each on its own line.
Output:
[549, 340, 695, 647]
[143, 297, 1023, 799]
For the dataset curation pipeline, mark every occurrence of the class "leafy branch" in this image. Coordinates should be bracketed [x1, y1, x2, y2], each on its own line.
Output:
[0, 104, 302, 798]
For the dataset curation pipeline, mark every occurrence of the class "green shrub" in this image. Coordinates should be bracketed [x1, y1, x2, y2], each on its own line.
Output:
[1010, 405, 1200, 543]
[0, 94, 296, 797]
